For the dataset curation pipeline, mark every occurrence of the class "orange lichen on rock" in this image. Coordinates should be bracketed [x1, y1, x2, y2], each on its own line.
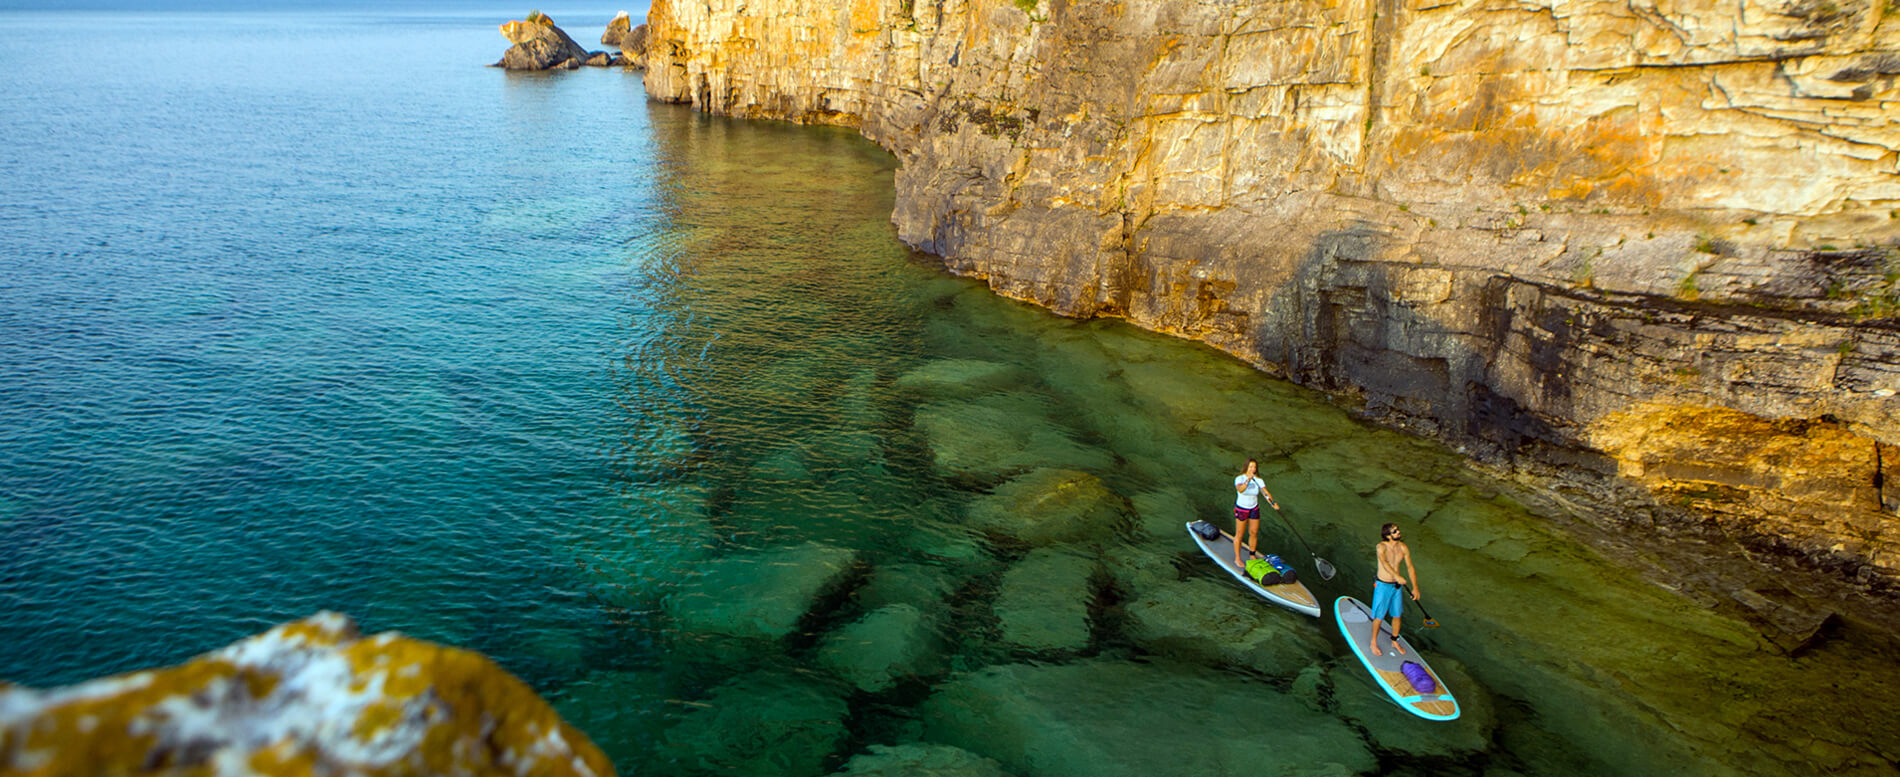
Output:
[1593, 403, 1897, 570]
[0, 612, 613, 777]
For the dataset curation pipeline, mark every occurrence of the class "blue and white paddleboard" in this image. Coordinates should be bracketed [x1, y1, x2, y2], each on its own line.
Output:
[1186, 522, 1322, 618]
[1335, 596, 1460, 721]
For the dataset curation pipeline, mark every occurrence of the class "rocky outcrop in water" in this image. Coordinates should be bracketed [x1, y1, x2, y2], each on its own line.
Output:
[619, 23, 650, 67]
[640, 0, 1900, 590]
[602, 11, 630, 46]
[496, 11, 592, 70]
[0, 612, 612, 777]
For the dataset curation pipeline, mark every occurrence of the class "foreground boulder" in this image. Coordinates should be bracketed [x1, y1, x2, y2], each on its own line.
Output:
[496, 11, 591, 70]
[602, 10, 630, 46]
[0, 612, 612, 777]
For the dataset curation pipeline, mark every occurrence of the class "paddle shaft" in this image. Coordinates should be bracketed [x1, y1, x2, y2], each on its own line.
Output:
[1268, 503, 1337, 580]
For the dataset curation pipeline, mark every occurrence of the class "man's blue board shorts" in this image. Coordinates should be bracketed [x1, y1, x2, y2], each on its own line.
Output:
[1369, 580, 1405, 620]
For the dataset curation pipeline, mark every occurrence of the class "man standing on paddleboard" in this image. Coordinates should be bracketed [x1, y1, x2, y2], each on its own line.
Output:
[1369, 522, 1420, 657]
[1232, 459, 1277, 570]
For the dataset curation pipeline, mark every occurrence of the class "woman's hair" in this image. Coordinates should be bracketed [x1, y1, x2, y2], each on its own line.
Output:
[1381, 522, 1400, 540]
[1244, 458, 1257, 470]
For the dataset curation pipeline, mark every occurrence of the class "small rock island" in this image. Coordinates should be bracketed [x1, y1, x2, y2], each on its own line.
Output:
[496, 10, 635, 70]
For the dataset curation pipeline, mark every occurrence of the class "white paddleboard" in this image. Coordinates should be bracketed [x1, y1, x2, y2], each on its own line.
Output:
[1335, 595, 1460, 721]
[1186, 522, 1321, 618]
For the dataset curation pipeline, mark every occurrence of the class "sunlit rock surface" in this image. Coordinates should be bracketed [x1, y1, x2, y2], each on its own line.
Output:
[640, 0, 1900, 589]
[0, 612, 612, 777]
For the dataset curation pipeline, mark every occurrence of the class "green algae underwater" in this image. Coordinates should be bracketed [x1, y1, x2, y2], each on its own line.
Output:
[0, 10, 1895, 777]
[549, 110, 1900, 776]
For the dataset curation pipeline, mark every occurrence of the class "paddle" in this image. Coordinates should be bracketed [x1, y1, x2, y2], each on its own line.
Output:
[1267, 501, 1336, 581]
[1410, 585, 1439, 628]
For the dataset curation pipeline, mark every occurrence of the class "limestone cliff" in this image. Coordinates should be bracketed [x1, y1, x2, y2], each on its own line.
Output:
[640, 0, 1900, 590]
[0, 612, 613, 777]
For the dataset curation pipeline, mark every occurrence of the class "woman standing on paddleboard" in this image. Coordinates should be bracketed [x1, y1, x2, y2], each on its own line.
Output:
[1232, 459, 1277, 569]
[1369, 522, 1420, 657]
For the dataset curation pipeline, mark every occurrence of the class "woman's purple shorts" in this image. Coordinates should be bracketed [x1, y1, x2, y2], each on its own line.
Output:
[1233, 505, 1261, 522]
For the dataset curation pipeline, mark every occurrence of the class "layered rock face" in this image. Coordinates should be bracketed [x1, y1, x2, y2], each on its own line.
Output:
[641, 0, 1900, 588]
[0, 612, 612, 777]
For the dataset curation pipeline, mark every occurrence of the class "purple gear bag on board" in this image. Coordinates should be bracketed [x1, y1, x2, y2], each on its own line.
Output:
[1399, 661, 1437, 693]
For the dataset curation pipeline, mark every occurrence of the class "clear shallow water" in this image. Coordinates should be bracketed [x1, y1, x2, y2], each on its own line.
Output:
[1, 8, 1896, 777]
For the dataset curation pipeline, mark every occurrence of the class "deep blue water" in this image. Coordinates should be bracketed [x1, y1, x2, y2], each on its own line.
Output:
[0, 6, 665, 679]
[2, 8, 1896, 777]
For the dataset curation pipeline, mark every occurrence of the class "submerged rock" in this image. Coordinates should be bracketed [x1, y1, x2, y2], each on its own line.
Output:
[965, 468, 1129, 546]
[554, 668, 682, 773]
[0, 612, 611, 777]
[1130, 487, 1197, 541]
[1120, 578, 1331, 677]
[575, 481, 715, 610]
[816, 603, 948, 692]
[665, 670, 849, 777]
[834, 743, 1016, 776]
[913, 396, 1109, 484]
[993, 548, 1098, 653]
[602, 10, 630, 46]
[1099, 541, 1182, 595]
[664, 541, 859, 641]
[918, 659, 1376, 777]
[894, 358, 1024, 398]
[496, 11, 591, 70]
[854, 562, 958, 611]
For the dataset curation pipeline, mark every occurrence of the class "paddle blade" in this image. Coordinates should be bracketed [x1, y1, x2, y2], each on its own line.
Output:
[1314, 555, 1337, 581]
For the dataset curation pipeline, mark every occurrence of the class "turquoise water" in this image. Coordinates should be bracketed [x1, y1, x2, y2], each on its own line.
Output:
[2, 8, 1896, 777]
